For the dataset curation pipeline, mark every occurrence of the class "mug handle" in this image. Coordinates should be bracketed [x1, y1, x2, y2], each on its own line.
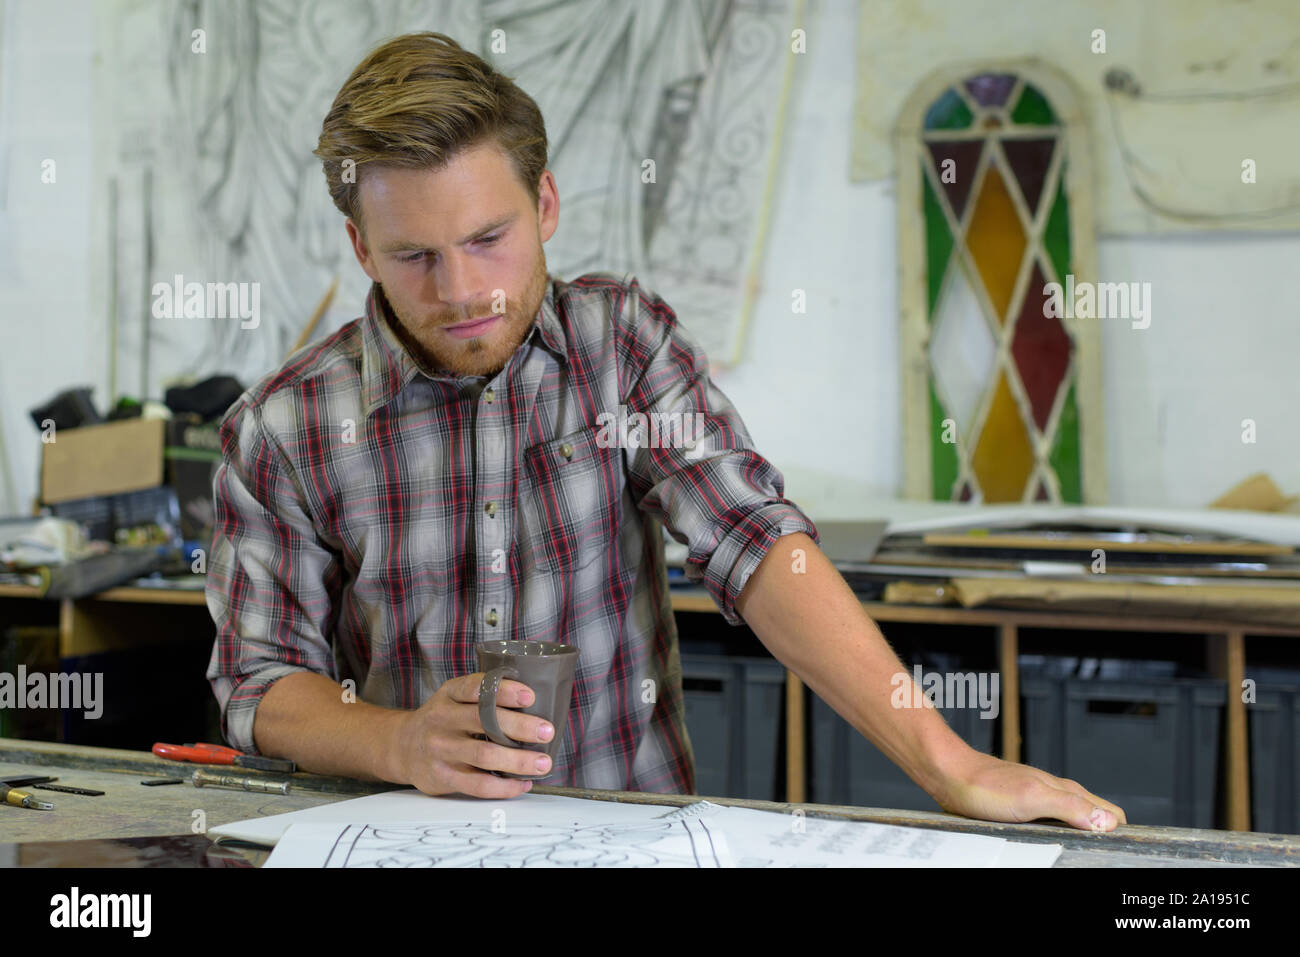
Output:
[478, 665, 522, 747]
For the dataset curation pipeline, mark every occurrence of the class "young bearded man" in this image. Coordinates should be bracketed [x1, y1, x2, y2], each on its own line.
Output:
[205, 31, 1125, 833]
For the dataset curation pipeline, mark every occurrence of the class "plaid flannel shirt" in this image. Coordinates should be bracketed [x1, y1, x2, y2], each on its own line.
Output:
[205, 271, 819, 793]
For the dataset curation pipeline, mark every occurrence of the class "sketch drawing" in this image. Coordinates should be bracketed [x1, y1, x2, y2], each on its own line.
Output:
[93, 0, 795, 400]
[320, 819, 727, 868]
[1103, 68, 1300, 226]
[851, 0, 1300, 234]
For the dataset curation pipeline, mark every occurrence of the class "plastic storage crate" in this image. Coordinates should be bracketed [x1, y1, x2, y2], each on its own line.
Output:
[809, 653, 998, 811]
[1248, 666, 1300, 835]
[681, 654, 785, 801]
[1021, 667, 1225, 828]
[0, 626, 62, 741]
[60, 643, 219, 749]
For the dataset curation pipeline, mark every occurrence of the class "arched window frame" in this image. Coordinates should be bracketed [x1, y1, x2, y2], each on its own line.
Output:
[896, 60, 1107, 504]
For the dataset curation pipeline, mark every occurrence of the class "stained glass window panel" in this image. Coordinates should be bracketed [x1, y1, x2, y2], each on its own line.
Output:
[964, 73, 1017, 107]
[924, 88, 974, 130]
[1011, 260, 1074, 433]
[923, 167, 954, 321]
[1010, 84, 1057, 125]
[1001, 137, 1056, 214]
[1043, 170, 1072, 283]
[925, 139, 983, 221]
[1050, 385, 1083, 503]
[929, 382, 959, 500]
[971, 372, 1036, 502]
[905, 69, 1097, 506]
[929, 263, 997, 439]
[966, 165, 1027, 324]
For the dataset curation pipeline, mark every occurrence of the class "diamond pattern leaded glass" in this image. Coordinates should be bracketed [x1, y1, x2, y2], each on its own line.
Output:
[930, 261, 998, 441]
[912, 73, 1087, 503]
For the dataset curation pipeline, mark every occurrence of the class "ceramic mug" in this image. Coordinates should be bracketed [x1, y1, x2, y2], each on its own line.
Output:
[476, 640, 579, 779]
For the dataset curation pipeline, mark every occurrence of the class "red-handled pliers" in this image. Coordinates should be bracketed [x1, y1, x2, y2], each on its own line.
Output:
[152, 741, 296, 774]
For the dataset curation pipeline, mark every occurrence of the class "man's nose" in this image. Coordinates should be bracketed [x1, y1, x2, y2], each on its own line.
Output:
[433, 252, 486, 313]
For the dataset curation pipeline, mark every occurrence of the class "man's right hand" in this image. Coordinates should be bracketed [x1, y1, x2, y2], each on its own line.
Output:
[389, 673, 556, 798]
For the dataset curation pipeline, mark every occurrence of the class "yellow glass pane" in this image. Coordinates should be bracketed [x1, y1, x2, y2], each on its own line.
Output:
[972, 372, 1035, 502]
[966, 166, 1026, 324]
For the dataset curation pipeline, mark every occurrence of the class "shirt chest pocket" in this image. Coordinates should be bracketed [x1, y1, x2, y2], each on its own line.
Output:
[517, 426, 622, 573]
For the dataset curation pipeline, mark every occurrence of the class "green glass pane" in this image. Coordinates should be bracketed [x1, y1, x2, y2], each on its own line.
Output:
[1010, 84, 1057, 125]
[1050, 383, 1082, 503]
[1043, 169, 1071, 282]
[923, 166, 953, 321]
[924, 88, 974, 130]
[930, 381, 959, 500]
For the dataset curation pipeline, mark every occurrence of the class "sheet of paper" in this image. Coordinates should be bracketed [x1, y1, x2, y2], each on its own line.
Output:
[264, 817, 731, 868]
[660, 802, 1060, 868]
[989, 840, 1064, 867]
[209, 789, 674, 846]
[1023, 560, 1088, 577]
[707, 807, 1003, 867]
[216, 791, 1060, 868]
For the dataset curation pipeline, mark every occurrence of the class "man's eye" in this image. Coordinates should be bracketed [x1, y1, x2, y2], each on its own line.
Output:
[401, 251, 427, 263]
[479, 234, 500, 245]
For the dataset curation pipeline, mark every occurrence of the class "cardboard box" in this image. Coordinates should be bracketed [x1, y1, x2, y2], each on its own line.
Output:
[39, 415, 222, 545]
[40, 418, 166, 504]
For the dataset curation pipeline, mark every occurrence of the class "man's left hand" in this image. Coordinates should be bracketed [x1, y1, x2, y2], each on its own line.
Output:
[932, 748, 1127, 832]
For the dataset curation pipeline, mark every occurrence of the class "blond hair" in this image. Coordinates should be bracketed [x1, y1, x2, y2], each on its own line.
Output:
[314, 31, 548, 231]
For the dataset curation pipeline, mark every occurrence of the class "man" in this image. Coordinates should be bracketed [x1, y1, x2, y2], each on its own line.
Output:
[206, 31, 1124, 832]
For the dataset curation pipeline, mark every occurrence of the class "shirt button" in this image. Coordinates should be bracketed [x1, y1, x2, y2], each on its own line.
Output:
[484, 388, 495, 403]
[484, 501, 497, 517]
[560, 442, 574, 459]
[485, 609, 499, 627]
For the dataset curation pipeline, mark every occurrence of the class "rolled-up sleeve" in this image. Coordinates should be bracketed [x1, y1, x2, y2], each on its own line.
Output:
[205, 396, 340, 754]
[618, 277, 819, 625]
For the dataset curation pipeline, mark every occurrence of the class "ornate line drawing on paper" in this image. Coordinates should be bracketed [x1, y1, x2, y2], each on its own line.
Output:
[321, 819, 726, 868]
[94, 0, 797, 400]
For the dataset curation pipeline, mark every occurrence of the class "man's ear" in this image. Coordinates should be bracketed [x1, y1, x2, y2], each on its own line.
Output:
[346, 218, 382, 284]
[537, 170, 559, 244]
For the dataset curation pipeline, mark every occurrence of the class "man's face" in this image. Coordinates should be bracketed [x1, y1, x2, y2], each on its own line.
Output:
[347, 142, 559, 378]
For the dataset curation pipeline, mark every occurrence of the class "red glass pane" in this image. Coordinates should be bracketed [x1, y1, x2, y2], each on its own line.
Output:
[1001, 137, 1056, 215]
[926, 139, 983, 221]
[958, 480, 973, 502]
[1034, 480, 1050, 502]
[1011, 260, 1073, 432]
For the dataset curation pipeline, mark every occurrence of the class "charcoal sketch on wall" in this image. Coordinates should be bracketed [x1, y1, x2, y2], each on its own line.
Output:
[91, 0, 798, 401]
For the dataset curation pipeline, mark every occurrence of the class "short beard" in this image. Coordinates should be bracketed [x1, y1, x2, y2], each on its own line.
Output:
[384, 254, 550, 379]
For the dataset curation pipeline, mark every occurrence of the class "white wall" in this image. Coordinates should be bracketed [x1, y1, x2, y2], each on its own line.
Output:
[0, 0, 98, 518]
[712, 0, 1300, 518]
[2, 0, 1298, 520]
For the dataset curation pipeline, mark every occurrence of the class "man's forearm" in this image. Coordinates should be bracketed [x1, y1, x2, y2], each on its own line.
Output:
[734, 532, 975, 799]
[253, 671, 409, 782]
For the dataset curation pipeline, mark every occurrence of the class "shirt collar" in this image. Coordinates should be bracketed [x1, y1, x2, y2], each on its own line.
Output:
[360, 277, 566, 418]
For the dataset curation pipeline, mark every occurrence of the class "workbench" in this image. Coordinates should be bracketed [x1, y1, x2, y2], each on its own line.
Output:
[2, 740, 1297, 867]
[3, 580, 1297, 830]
